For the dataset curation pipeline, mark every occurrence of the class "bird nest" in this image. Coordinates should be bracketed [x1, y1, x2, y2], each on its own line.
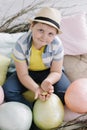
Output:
[59, 114, 87, 130]
[0, 3, 87, 130]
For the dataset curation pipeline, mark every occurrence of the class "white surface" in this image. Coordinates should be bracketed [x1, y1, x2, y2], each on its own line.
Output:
[0, 0, 87, 26]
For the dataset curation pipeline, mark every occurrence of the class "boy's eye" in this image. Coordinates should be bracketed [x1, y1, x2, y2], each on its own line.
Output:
[49, 33, 54, 37]
[38, 29, 44, 32]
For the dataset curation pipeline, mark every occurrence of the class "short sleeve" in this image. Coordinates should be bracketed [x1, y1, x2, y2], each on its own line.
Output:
[53, 37, 64, 61]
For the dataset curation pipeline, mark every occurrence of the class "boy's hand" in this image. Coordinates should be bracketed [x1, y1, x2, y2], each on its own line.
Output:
[34, 86, 53, 101]
[41, 80, 54, 94]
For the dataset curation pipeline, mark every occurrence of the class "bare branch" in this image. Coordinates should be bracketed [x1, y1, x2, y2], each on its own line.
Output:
[0, 0, 45, 33]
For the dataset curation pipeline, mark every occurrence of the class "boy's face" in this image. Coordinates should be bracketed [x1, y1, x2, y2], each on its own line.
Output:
[30, 22, 57, 48]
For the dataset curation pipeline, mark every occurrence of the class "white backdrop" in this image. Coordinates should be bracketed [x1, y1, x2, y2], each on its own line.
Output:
[0, 0, 87, 26]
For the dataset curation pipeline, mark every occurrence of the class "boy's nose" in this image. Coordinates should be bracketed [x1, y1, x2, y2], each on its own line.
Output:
[41, 33, 48, 40]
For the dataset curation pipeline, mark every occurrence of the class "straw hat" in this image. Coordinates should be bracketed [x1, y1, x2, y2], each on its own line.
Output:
[30, 7, 62, 34]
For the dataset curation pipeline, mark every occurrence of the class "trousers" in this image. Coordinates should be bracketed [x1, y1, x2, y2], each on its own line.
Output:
[3, 69, 70, 110]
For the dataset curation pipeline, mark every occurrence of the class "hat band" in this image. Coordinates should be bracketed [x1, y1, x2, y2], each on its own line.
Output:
[34, 17, 60, 29]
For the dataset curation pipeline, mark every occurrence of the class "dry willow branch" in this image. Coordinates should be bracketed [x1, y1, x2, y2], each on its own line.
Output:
[0, 0, 45, 33]
[57, 114, 87, 130]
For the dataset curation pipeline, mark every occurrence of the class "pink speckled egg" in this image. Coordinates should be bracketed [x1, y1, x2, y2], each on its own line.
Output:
[0, 86, 4, 104]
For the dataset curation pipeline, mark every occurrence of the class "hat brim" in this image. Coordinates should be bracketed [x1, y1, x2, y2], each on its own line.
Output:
[29, 19, 62, 34]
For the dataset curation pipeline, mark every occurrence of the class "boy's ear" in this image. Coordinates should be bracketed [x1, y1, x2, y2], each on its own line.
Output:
[30, 22, 34, 30]
[30, 25, 32, 30]
[30, 24, 32, 30]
